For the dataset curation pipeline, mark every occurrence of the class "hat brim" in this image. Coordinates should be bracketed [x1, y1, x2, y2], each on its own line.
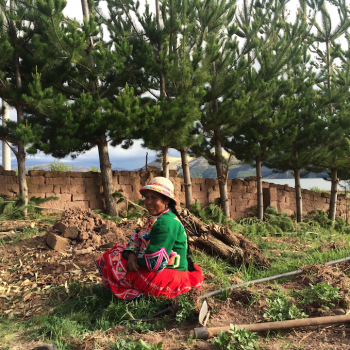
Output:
[140, 185, 179, 205]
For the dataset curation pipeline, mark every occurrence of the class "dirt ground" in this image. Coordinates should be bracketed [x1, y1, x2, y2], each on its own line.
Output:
[1, 216, 350, 349]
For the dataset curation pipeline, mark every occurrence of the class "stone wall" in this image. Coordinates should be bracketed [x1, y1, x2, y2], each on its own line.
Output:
[0, 167, 347, 219]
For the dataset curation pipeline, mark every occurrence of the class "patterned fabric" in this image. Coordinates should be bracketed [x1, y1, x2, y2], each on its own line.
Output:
[94, 243, 204, 301]
[144, 247, 169, 272]
[124, 209, 170, 259]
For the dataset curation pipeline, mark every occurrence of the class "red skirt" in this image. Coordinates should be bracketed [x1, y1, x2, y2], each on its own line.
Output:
[95, 243, 204, 301]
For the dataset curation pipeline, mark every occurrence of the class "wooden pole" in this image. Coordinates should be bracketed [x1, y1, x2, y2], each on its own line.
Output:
[194, 314, 350, 339]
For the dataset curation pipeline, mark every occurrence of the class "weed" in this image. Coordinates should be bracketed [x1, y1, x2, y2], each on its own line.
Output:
[263, 298, 307, 322]
[111, 338, 163, 350]
[300, 282, 341, 309]
[175, 294, 197, 323]
[211, 325, 258, 350]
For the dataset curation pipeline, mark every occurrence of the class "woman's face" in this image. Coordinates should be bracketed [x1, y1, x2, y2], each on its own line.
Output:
[143, 190, 170, 216]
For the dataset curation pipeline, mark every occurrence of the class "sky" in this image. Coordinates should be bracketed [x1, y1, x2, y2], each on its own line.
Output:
[0, 0, 346, 170]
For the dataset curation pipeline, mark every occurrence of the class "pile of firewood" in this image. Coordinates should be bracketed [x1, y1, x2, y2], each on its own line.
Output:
[180, 209, 269, 267]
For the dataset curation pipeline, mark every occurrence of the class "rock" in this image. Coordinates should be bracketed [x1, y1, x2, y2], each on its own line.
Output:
[46, 232, 70, 252]
[333, 308, 346, 315]
[78, 231, 89, 241]
[53, 222, 79, 240]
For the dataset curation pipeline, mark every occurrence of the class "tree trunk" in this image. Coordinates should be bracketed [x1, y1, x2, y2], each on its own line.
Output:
[14, 44, 28, 215]
[98, 134, 117, 216]
[180, 148, 192, 209]
[329, 168, 338, 221]
[214, 135, 230, 217]
[2, 100, 11, 170]
[256, 155, 263, 220]
[162, 145, 169, 178]
[294, 169, 302, 222]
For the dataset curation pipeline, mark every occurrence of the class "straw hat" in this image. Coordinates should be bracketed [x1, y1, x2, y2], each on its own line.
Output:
[140, 177, 178, 205]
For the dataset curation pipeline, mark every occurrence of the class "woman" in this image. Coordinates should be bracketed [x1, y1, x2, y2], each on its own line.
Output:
[95, 177, 204, 301]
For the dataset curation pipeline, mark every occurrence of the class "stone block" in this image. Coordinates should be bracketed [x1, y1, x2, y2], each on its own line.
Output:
[72, 193, 95, 201]
[28, 170, 46, 176]
[4, 176, 18, 184]
[29, 176, 45, 185]
[46, 177, 71, 185]
[242, 192, 256, 200]
[234, 199, 249, 208]
[46, 232, 70, 252]
[246, 187, 257, 194]
[192, 178, 206, 184]
[82, 171, 100, 178]
[231, 185, 246, 193]
[64, 201, 89, 209]
[57, 194, 72, 202]
[66, 171, 83, 178]
[44, 171, 60, 178]
[90, 200, 104, 210]
[85, 186, 101, 195]
[29, 184, 54, 193]
[70, 178, 84, 186]
[3, 170, 16, 176]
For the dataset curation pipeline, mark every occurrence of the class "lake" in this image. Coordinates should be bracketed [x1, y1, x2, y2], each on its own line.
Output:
[263, 178, 335, 191]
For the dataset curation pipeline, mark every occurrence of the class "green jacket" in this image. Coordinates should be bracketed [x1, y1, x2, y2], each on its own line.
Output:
[138, 211, 188, 272]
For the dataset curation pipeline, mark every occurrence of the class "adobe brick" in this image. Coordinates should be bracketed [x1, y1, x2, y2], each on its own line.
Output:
[246, 187, 257, 194]
[73, 193, 96, 201]
[119, 176, 140, 186]
[4, 176, 18, 184]
[29, 184, 54, 193]
[192, 178, 206, 184]
[66, 171, 83, 178]
[321, 192, 331, 198]
[3, 170, 16, 176]
[90, 200, 105, 210]
[46, 232, 70, 252]
[46, 177, 70, 185]
[30, 176, 45, 185]
[71, 178, 86, 186]
[64, 201, 89, 209]
[242, 193, 256, 200]
[44, 171, 60, 178]
[234, 199, 249, 207]
[119, 171, 130, 177]
[85, 186, 101, 195]
[28, 170, 46, 176]
[262, 182, 270, 188]
[57, 194, 72, 202]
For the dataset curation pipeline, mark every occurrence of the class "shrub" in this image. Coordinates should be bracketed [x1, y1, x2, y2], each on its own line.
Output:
[334, 218, 346, 232]
[263, 298, 307, 322]
[301, 283, 341, 310]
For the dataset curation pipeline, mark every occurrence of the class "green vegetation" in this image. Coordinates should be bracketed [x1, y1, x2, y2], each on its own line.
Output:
[48, 161, 74, 172]
[175, 294, 197, 323]
[263, 298, 307, 322]
[0, 195, 58, 220]
[300, 283, 341, 310]
[111, 339, 163, 350]
[211, 326, 258, 350]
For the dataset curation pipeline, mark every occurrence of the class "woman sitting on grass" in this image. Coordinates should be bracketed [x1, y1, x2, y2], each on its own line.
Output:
[95, 177, 204, 301]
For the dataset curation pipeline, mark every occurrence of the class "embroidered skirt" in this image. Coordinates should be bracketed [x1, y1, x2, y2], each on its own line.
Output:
[94, 243, 204, 301]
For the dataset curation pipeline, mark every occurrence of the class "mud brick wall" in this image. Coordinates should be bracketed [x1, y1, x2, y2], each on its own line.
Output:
[0, 166, 347, 219]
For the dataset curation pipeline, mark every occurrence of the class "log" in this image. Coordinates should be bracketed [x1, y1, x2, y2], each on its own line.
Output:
[180, 209, 268, 267]
[0, 231, 17, 240]
[194, 314, 350, 339]
[0, 221, 36, 232]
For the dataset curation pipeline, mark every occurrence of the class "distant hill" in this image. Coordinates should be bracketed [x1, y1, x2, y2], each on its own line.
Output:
[12, 163, 125, 172]
[139, 156, 328, 179]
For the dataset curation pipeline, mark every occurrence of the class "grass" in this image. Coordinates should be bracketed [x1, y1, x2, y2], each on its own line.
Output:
[2, 209, 350, 349]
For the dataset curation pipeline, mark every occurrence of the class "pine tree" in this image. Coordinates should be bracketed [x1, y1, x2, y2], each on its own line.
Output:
[0, 0, 66, 214]
[224, 0, 307, 220]
[307, 0, 350, 220]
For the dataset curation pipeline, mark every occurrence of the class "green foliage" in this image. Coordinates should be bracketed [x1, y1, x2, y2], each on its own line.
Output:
[49, 161, 74, 172]
[191, 200, 236, 230]
[334, 218, 346, 232]
[112, 338, 163, 350]
[90, 166, 100, 172]
[175, 294, 197, 323]
[301, 283, 341, 310]
[263, 298, 307, 322]
[112, 191, 147, 220]
[0, 194, 58, 220]
[211, 325, 258, 350]
[309, 186, 323, 193]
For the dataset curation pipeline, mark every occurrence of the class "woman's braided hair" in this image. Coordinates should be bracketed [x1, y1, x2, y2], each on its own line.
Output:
[167, 200, 196, 272]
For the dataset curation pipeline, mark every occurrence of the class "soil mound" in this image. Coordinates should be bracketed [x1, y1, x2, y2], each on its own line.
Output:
[46, 207, 133, 254]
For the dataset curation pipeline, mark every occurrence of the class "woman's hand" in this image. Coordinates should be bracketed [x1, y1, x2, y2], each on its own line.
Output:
[127, 252, 139, 272]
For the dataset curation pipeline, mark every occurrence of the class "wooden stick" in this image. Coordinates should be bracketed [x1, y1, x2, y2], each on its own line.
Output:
[194, 314, 350, 339]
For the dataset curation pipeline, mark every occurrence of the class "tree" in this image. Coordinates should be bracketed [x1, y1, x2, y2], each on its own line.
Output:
[307, 0, 350, 220]
[0, 0, 66, 214]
